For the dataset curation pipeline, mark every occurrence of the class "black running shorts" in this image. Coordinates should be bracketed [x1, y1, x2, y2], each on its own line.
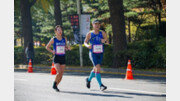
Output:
[53, 55, 66, 65]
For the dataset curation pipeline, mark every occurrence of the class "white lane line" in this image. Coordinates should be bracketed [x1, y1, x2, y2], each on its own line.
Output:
[109, 88, 166, 95]
[14, 79, 28, 81]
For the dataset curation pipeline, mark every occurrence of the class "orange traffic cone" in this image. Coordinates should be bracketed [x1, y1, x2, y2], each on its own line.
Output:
[125, 60, 133, 80]
[28, 59, 33, 73]
[51, 62, 57, 75]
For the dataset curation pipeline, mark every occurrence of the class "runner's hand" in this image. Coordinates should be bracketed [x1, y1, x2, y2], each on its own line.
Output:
[52, 51, 55, 55]
[88, 45, 92, 49]
[68, 46, 71, 50]
[66, 46, 71, 51]
[101, 39, 106, 43]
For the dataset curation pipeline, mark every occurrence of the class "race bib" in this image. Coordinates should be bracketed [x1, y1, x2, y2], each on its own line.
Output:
[56, 45, 65, 54]
[93, 44, 103, 53]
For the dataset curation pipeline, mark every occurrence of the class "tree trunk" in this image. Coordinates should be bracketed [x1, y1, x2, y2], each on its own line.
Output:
[155, 15, 159, 37]
[54, 0, 63, 26]
[108, 0, 127, 68]
[20, 0, 36, 63]
[21, 35, 23, 46]
[158, 0, 162, 37]
[128, 18, 131, 42]
[109, 33, 112, 44]
[14, 39, 17, 46]
[135, 23, 141, 41]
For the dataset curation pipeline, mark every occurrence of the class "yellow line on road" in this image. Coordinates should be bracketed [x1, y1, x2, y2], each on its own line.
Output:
[64, 70, 166, 77]
[14, 68, 166, 77]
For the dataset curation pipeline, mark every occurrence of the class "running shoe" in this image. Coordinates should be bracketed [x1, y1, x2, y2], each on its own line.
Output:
[100, 84, 107, 91]
[53, 82, 60, 92]
[86, 78, 91, 89]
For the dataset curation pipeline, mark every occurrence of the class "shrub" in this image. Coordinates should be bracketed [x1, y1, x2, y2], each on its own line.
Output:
[14, 38, 166, 69]
[14, 46, 24, 64]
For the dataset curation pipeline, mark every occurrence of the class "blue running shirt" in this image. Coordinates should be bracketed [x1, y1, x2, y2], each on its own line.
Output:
[53, 37, 66, 56]
[89, 31, 104, 53]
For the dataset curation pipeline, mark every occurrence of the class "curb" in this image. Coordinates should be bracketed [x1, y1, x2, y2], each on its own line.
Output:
[14, 65, 166, 77]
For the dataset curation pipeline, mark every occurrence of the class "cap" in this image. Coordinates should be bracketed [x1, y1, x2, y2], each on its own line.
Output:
[92, 19, 100, 24]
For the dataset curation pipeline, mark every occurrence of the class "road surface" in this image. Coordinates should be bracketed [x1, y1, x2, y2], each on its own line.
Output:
[14, 71, 166, 101]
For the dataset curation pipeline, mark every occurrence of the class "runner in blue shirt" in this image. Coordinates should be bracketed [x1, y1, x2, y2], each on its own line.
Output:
[84, 19, 108, 91]
[46, 25, 71, 92]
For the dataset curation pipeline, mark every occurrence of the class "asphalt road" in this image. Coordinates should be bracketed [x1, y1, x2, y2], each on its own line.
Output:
[14, 71, 166, 101]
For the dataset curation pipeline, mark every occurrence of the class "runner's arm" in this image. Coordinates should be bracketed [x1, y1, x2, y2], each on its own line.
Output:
[65, 37, 71, 50]
[46, 38, 55, 54]
[84, 32, 92, 49]
[101, 31, 109, 44]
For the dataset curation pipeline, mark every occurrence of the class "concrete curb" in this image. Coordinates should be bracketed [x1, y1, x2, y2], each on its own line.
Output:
[14, 65, 166, 77]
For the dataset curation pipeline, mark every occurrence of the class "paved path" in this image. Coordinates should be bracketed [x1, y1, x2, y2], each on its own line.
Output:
[14, 72, 166, 101]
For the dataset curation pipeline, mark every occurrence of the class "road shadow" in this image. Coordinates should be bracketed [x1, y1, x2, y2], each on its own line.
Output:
[100, 90, 166, 97]
[60, 90, 133, 98]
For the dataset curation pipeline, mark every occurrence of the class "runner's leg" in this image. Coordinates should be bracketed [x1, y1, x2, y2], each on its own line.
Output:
[95, 64, 102, 86]
[88, 67, 95, 81]
[56, 64, 65, 85]
[88, 52, 96, 82]
[52, 63, 61, 91]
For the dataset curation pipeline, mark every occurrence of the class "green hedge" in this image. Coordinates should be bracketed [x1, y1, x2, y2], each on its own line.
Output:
[14, 38, 166, 69]
[127, 38, 166, 69]
[14, 46, 24, 64]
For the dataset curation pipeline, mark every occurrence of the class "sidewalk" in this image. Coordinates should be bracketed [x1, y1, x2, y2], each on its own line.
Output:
[14, 65, 166, 77]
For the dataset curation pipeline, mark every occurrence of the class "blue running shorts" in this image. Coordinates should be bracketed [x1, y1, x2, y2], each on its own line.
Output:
[89, 52, 103, 66]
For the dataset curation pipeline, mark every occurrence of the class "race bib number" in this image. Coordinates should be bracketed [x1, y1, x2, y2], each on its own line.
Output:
[93, 45, 103, 53]
[56, 46, 65, 54]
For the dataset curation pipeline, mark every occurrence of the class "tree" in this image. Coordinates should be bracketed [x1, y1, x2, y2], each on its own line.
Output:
[31, 4, 55, 44]
[108, 0, 127, 68]
[124, 0, 139, 42]
[147, 0, 164, 37]
[82, 0, 113, 43]
[20, 0, 37, 62]
[59, 0, 77, 41]
[14, 0, 22, 45]
[54, 0, 63, 26]
[123, 0, 166, 41]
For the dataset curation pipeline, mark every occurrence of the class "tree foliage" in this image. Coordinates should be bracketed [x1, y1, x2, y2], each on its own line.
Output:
[14, 0, 166, 68]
